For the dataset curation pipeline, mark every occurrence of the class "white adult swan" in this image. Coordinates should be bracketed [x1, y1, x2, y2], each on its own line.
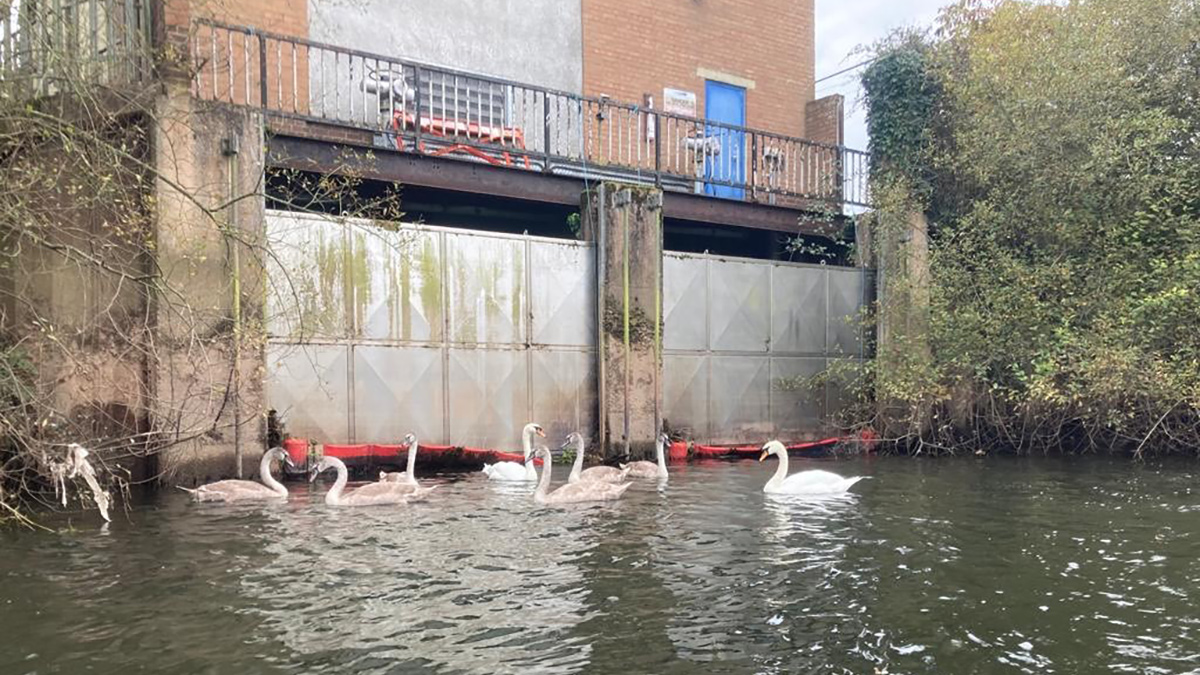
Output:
[180, 447, 294, 502]
[564, 432, 629, 484]
[532, 446, 631, 505]
[311, 455, 409, 506]
[758, 440, 865, 495]
[620, 432, 670, 480]
[481, 422, 545, 481]
[378, 433, 438, 499]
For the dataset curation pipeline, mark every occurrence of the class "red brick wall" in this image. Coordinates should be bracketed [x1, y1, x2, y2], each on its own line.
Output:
[164, 0, 310, 108]
[805, 94, 844, 146]
[582, 0, 816, 138]
[163, 0, 308, 36]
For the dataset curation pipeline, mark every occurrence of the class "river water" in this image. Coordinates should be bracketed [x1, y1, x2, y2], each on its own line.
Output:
[1, 456, 1197, 674]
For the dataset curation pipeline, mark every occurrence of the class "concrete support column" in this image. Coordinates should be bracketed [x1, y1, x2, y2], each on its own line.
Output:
[582, 183, 664, 460]
[152, 81, 267, 482]
[876, 209, 931, 436]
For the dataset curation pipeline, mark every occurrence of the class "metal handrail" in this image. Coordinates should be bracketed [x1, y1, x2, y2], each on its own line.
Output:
[191, 18, 871, 208]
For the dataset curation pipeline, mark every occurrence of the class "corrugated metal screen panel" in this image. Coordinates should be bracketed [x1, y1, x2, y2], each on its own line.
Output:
[352, 227, 444, 343]
[266, 344, 351, 443]
[353, 345, 445, 444]
[769, 357, 827, 439]
[663, 254, 707, 351]
[265, 212, 350, 339]
[771, 265, 826, 355]
[531, 350, 595, 442]
[663, 250, 869, 442]
[446, 348, 529, 450]
[264, 211, 596, 448]
[827, 268, 865, 357]
[529, 239, 595, 347]
[708, 356, 770, 443]
[445, 232, 526, 345]
[708, 258, 770, 352]
[662, 354, 708, 440]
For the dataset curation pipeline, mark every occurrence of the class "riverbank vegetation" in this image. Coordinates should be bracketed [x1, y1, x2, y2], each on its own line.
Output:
[854, 0, 1200, 455]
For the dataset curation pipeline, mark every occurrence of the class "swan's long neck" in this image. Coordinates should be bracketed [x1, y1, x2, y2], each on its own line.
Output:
[260, 453, 287, 496]
[326, 459, 348, 506]
[655, 439, 668, 476]
[405, 439, 418, 485]
[535, 453, 553, 497]
[569, 438, 584, 481]
[768, 449, 789, 488]
[522, 427, 537, 480]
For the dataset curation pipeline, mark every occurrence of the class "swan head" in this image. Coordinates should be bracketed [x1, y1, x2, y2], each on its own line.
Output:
[524, 422, 547, 439]
[758, 440, 787, 462]
[309, 456, 341, 482]
[657, 432, 671, 447]
[266, 446, 296, 469]
[561, 432, 585, 451]
[403, 432, 417, 446]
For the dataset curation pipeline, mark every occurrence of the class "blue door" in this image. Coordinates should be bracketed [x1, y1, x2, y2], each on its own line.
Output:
[704, 80, 746, 200]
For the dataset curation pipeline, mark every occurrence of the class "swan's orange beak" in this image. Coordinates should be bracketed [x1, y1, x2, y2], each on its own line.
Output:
[758, 450, 768, 462]
[536, 428, 546, 438]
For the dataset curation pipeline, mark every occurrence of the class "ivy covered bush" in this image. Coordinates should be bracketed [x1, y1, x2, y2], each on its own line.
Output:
[858, 0, 1200, 454]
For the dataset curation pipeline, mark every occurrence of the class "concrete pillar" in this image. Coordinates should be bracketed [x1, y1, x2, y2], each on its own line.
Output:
[151, 81, 267, 483]
[875, 209, 931, 436]
[581, 183, 664, 460]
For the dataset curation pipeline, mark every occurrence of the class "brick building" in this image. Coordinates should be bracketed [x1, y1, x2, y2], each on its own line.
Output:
[2, 0, 867, 485]
[581, 0, 841, 144]
[168, 0, 841, 144]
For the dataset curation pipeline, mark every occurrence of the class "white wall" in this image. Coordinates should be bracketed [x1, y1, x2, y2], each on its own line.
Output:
[309, 0, 583, 93]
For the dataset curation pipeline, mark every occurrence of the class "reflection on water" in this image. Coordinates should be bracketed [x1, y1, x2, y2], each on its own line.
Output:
[1, 456, 1197, 674]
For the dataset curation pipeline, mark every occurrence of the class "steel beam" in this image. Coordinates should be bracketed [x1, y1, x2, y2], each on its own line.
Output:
[266, 133, 840, 238]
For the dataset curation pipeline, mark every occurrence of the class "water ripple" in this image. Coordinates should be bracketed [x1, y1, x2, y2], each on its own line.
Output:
[1, 457, 1197, 674]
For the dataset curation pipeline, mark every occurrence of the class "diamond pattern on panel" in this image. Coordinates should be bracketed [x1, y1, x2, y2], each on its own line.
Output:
[709, 356, 770, 443]
[354, 227, 443, 343]
[529, 241, 595, 347]
[445, 233, 526, 345]
[771, 265, 827, 355]
[531, 350, 596, 441]
[447, 349, 529, 450]
[266, 343, 351, 443]
[663, 254, 708, 351]
[827, 268, 865, 356]
[709, 260, 770, 352]
[663, 354, 708, 439]
[353, 345, 444, 444]
[770, 357, 827, 439]
[265, 212, 349, 339]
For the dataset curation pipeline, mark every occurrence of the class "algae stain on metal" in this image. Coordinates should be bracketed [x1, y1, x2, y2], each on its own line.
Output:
[417, 236, 442, 340]
[311, 227, 346, 337]
[348, 230, 373, 337]
[453, 248, 476, 343]
[396, 239, 411, 341]
[511, 245, 524, 342]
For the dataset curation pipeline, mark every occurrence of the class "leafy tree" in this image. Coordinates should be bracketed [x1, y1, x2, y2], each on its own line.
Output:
[859, 0, 1200, 454]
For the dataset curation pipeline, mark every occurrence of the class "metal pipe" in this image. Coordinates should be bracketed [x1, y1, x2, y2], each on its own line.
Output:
[223, 137, 243, 478]
[622, 200, 630, 459]
[595, 184, 607, 455]
[654, 204, 662, 438]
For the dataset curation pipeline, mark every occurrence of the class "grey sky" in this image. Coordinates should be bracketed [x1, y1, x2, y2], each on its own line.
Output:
[815, 0, 947, 151]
